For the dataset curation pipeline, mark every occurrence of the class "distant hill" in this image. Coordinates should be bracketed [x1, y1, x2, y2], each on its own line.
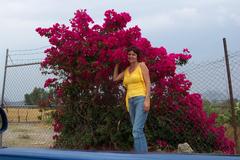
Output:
[202, 90, 228, 102]
[5, 101, 26, 106]
[0, 98, 26, 107]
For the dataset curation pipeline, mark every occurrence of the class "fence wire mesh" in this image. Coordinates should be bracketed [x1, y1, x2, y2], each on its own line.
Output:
[229, 51, 240, 100]
[2, 48, 54, 148]
[1, 47, 240, 153]
[177, 58, 229, 102]
[177, 50, 240, 153]
[177, 51, 240, 102]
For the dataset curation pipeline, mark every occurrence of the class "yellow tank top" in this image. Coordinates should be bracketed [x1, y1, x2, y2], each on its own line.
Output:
[123, 64, 146, 111]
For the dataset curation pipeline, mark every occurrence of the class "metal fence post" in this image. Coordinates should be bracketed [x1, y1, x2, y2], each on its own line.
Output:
[223, 38, 239, 153]
[0, 49, 9, 148]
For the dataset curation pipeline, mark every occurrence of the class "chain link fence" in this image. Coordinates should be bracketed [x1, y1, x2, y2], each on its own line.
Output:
[0, 46, 239, 153]
[177, 51, 240, 101]
[177, 50, 240, 152]
[1, 47, 54, 148]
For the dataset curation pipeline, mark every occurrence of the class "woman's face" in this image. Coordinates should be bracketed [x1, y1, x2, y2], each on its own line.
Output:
[127, 51, 138, 63]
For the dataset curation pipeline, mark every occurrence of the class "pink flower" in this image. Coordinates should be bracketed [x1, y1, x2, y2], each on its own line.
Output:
[183, 48, 190, 53]
[77, 56, 87, 65]
[157, 140, 169, 148]
[44, 78, 57, 88]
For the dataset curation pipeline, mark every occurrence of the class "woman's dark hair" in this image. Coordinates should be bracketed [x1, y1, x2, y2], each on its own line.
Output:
[127, 46, 142, 57]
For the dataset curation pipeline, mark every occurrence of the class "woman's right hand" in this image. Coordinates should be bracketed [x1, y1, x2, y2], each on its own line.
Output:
[113, 64, 124, 82]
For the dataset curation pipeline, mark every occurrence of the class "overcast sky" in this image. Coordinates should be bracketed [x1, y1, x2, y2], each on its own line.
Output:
[0, 0, 240, 99]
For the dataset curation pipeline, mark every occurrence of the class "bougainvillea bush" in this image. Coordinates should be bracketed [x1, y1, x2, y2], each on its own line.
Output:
[36, 9, 235, 154]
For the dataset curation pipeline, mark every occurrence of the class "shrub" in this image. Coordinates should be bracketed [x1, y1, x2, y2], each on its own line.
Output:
[37, 9, 235, 154]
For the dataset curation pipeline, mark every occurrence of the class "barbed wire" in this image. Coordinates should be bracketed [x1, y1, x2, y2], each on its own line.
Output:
[228, 50, 240, 55]
[8, 58, 44, 62]
[9, 45, 51, 53]
[178, 57, 225, 73]
[7, 54, 44, 65]
[9, 52, 44, 56]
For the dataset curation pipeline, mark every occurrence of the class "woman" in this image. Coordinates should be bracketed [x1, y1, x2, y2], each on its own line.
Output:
[113, 46, 151, 153]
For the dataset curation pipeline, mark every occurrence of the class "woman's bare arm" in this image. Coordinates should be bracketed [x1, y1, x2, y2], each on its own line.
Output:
[113, 64, 124, 82]
[140, 62, 151, 111]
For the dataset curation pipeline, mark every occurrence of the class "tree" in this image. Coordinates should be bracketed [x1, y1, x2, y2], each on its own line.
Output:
[36, 9, 235, 153]
[24, 87, 52, 106]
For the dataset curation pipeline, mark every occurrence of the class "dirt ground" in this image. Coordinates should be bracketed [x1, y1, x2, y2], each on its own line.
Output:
[2, 122, 54, 148]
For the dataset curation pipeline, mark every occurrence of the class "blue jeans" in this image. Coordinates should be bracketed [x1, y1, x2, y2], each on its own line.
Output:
[128, 96, 148, 153]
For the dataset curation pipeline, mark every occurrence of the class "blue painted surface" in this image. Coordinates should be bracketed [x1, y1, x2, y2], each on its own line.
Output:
[0, 148, 239, 160]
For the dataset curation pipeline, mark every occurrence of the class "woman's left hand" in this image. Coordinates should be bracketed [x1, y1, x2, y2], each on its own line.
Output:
[144, 98, 150, 112]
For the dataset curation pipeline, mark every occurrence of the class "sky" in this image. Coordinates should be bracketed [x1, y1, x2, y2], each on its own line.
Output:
[0, 0, 240, 101]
